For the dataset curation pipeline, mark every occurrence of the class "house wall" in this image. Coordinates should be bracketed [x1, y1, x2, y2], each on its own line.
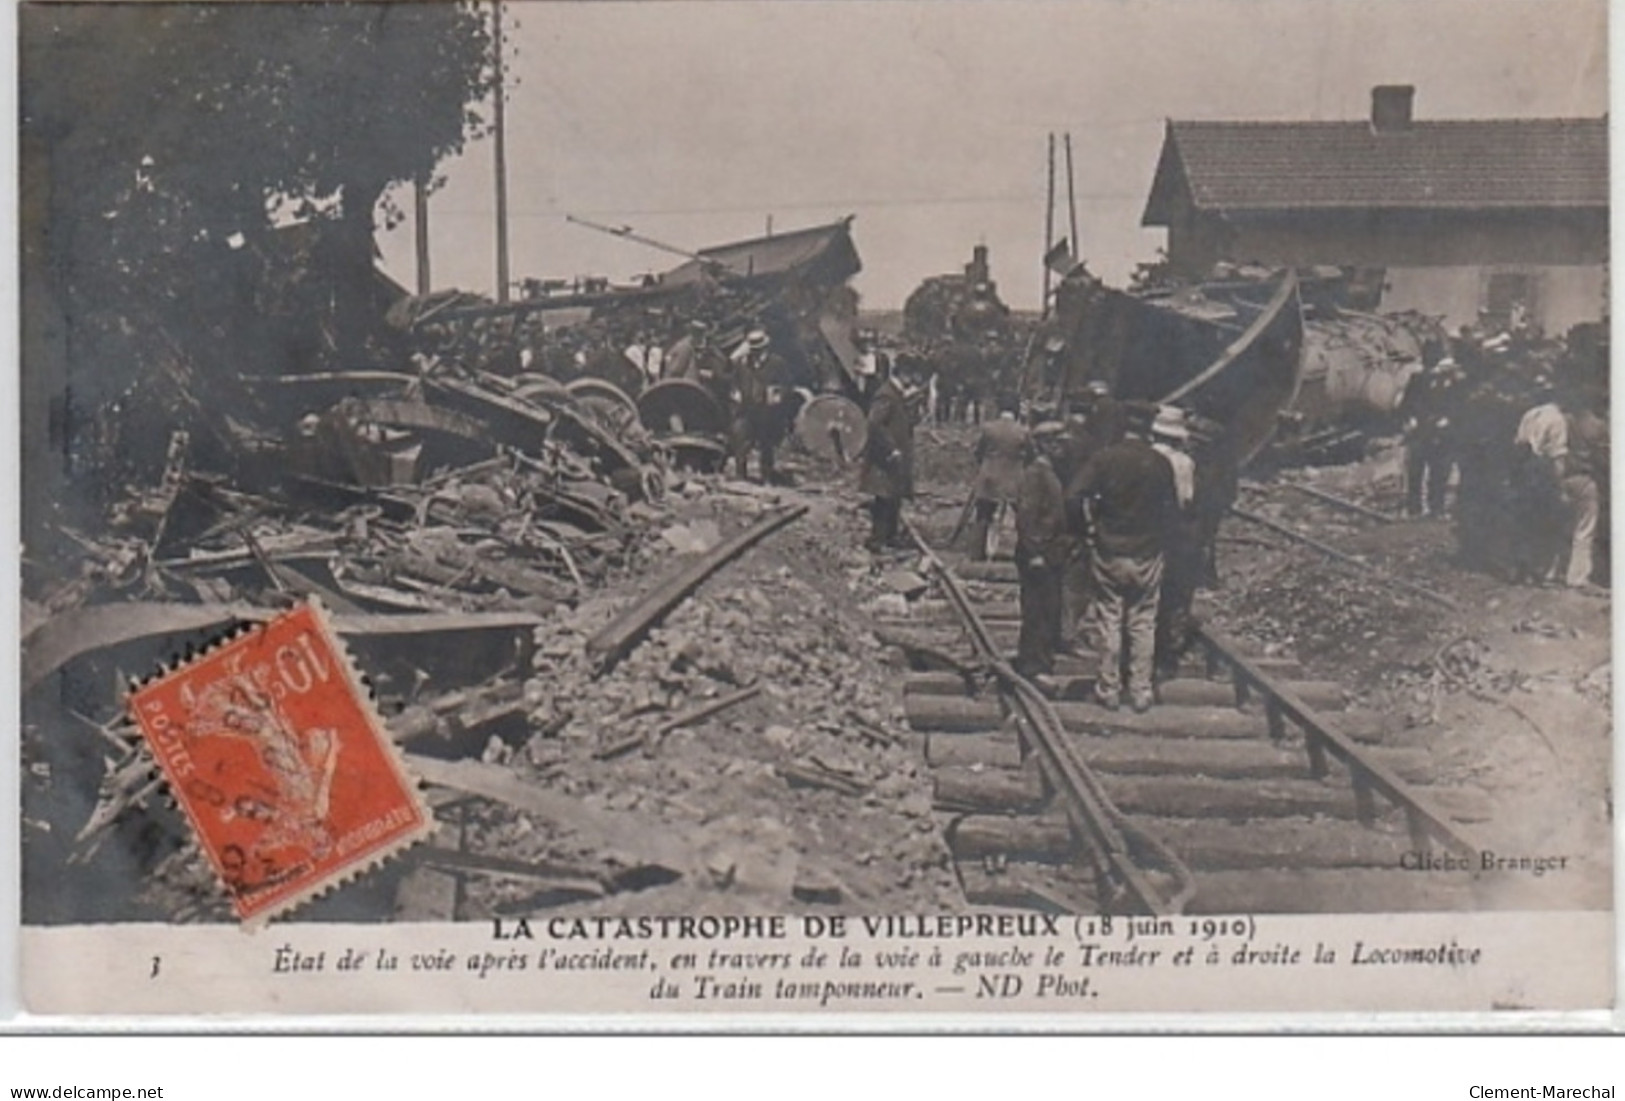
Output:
[1380, 264, 1606, 335]
[1163, 202, 1607, 333]
[1217, 210, 1608, 268]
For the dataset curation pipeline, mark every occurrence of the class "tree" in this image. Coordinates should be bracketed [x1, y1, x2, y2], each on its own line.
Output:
[21, 3, 496, 521]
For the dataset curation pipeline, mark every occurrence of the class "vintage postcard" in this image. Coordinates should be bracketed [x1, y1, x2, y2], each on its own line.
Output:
[14, 0, 1613, 1020]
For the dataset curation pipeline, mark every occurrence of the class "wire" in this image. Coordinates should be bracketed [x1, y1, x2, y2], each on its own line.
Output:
[430, 188, 1146, 219]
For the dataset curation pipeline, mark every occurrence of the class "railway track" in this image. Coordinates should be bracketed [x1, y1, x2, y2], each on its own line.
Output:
[888, 502, 1501, 915]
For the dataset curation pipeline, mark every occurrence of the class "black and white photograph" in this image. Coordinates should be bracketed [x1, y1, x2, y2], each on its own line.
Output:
[14, 0, 1613, 1016]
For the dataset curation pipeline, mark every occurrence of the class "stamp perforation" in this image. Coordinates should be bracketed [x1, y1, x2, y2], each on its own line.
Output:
[125, 597, 432, 927]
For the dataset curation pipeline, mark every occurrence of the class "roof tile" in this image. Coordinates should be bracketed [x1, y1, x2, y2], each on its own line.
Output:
[1144, 117, 1608, 221]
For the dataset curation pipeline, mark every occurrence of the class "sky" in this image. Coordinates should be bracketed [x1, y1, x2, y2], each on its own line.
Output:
[376, 0, 1608, 311]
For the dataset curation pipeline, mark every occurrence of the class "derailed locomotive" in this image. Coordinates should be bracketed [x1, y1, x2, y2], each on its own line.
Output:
[1042, 265, 1307, 469]
[1031, 265, 1307, 598]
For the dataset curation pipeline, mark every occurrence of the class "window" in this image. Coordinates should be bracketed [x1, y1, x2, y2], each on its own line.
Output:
[1480, 270, 1540, 331]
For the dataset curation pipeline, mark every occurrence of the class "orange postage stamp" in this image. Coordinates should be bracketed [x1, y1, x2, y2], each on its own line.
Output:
[128, 601, 430, 924]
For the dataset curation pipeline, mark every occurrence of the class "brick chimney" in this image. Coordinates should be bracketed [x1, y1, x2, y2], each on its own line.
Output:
[1371, 85, 1416, 132]
[967, 245, 990, 285]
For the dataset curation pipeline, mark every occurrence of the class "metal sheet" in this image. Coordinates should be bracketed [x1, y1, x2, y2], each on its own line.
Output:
[818, 313, 860, 380]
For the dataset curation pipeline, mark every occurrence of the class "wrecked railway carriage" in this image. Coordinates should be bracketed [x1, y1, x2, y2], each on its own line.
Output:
[20, 217, 884, 923]
[408, 216, 866, 403]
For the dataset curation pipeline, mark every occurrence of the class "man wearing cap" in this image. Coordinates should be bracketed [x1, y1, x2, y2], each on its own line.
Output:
[859, 359, 916, 552]
[1453, 365, 1523, 575]
[1070, 403, 1180, 713]
[1054, 381, 1126, 645]
[1013, 423, 1069, 678]
[966, 398, 1029, 560]
[1398, 357, 1465, 517]
[1150, 405, 1200, 678]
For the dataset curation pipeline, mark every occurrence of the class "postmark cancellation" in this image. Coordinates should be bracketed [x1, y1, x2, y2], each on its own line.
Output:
[127, 601, 431, 925]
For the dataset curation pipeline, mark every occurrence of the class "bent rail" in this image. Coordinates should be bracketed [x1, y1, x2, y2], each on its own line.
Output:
[903, 517, 1194, 915]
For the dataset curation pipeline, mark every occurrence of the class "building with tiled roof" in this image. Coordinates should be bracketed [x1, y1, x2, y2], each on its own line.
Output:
[1142, 86, 1608, 334]
[661, 216, 861, 290]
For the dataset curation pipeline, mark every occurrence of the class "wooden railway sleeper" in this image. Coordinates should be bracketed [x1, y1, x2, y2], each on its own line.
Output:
[1195, 626, 1483, 859]
[902, 517, 1194, 916]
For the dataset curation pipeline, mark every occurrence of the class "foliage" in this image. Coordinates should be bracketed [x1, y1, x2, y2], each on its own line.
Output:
[22, 3, 496, 505]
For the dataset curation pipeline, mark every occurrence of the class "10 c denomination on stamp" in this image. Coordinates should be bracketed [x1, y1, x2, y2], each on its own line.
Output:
[128, 601, 430, 924]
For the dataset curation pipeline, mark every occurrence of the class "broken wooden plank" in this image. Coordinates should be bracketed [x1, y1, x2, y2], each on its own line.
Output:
[24, 603, 543, 694]
[404, 754, 697, 873]
[586, 504, 809, 675]
[776, 759, 869, 797]
[389, 682, 528, 753]
[649, 684, 764, 747]
[23, 601, 262, 692]
[410, 846, 608, 892]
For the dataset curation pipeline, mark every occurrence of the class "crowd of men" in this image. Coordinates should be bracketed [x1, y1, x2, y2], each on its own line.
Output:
[917, 336, 1024, 426]
[1000, 393, 1204, 712]
[851, 317, 1618, 718]
[856, 355, 1208, 714]
[1399, 328, 1609, 590]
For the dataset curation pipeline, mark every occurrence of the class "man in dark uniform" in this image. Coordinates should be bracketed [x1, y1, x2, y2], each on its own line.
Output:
[1453, 366, 1523, 574]
[858, 362, 915, 552]
[1399, 357, 1465, 517]
[1071, 404, 1179, 713]
[1013, 423, 1068, 678]
[729, 330, 792, 483]
[966, 398, 1029, 560]
[1056, 380, 1124, 647]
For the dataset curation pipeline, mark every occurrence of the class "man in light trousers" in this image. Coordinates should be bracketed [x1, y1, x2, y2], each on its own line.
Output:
[1070, 405, 1179, 713]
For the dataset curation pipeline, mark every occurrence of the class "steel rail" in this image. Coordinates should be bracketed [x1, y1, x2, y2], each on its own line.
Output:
[902, 517, 1192, 915]
[1193, 625, 1481, 857]
[1230, 504, 1462, 612]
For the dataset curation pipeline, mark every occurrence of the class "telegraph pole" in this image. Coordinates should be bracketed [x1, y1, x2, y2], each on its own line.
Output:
[414, 177, 432, 295]
[1065, 132, 1079, 271]
[1042, 133, 1056, 319]
[492, 1, 511, 302]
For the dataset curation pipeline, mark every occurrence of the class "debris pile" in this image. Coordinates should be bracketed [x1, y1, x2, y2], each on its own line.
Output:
[395, 493, 958, 919]
[20, 358, 682, 921]
[22, 357, 957, 921]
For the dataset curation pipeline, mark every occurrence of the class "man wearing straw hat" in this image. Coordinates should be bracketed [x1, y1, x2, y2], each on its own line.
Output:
[729, 329, 791, 484]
